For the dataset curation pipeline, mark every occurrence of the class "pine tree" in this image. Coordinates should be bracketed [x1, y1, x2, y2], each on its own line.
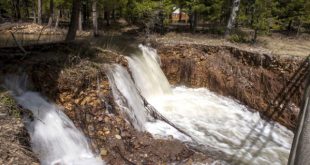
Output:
[276, 0, 305, 32]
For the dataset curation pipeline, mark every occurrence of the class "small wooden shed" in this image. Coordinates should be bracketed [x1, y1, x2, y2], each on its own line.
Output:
[171, 8, 189, 23]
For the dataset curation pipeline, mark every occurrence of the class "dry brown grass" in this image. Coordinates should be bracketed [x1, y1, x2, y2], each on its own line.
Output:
[152, 32, 310, 57]
[259, 34, 310, 57]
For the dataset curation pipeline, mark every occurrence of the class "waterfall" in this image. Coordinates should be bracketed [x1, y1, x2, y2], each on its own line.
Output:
[106, 44, 294, 164]
[105, 64, 191, 140]
[126, 45, 172, 100]
[105, 64, 150, 131]
[4, 75, 104, 165]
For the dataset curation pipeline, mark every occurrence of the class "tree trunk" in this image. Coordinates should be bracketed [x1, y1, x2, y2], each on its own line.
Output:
[78, 9, 83, 31]
[85, 1, 89, 24]
[112, 8, 116, 22]
[37, 0, 42, 24]
[32, 1, 36, 23]
[287, 20, 293, 32]
[297, 22, 303, 37]
[159, 10, 164, 35]
[47, 0, 54, 27]
[192, 11, 198, 33]
[55, 8, 60, 29]
[250, 9, 254, 26]
[189, 7, 193, 31]
[92, 0, 98, 36]
[12, 0, 21, 19]
[60, 7, 63, 18]
[225, 0, 241, 36]
[65, 0, 81, 41]
[252, 28, 258, 43]
[82, 3, 87, 27]
[178, 6, 182, 22]
[104, 9, 110, 26]
[67, 9, 70, 20]
[16, 0, 21, 19]
[23, 0, 30, 18]
[119, 7, 123, 17]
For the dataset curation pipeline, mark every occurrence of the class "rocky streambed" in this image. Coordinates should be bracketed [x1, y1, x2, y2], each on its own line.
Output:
[0, 40, 306, 164]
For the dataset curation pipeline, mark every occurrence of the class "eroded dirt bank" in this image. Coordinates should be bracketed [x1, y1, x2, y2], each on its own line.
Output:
[1, 40, 305, 164]
[0, 42, 211, 164]
[156, 43, 306, 130]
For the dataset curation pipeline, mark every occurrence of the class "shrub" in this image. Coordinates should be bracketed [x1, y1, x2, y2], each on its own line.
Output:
[228, 30, 251, 43]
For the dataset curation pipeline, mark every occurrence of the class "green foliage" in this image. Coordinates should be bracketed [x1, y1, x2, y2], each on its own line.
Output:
[1, 0, 310, 36]
[185, 0, 207, 12]
[275, 0, 305, 30]
[0, 0, 14, 17]
[228, 30, 250, 43]
[206, 26, 226, 35]
[204, 0, 225, 22]
[131, 0, 157, 18]
[238, 0, 310, 33]
[0, 90, 21, 118]
[123, 0, 166, 25]
[253, 0, 273, 32]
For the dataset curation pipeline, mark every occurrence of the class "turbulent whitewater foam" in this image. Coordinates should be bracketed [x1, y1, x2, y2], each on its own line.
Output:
[4, 75, 104, 165]
[150, 86, 293, 164]
[126, 44, 171, 100]
[107, 44, 293, 165]
[105, 64, 150, 131]
[105, 64, 190, 141]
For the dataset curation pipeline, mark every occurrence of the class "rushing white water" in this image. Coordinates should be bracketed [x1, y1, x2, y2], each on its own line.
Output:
[4, 75, 104, 165]
[106, 45, 294, 165]
[105, 65, 190, 141]
[126, 45, 172, 100]
[105, 64, 150, 131]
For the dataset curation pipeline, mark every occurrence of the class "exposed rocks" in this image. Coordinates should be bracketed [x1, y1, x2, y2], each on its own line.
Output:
[157, 43, 306, 130]
[115, 134, 122, 140]
[100, 148, 108, 156]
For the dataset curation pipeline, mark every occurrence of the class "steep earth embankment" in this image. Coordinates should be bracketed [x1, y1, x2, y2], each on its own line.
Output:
[1, 40, 305, 164]
[0, 42, 211, 164]
[156, 43, 306, 130]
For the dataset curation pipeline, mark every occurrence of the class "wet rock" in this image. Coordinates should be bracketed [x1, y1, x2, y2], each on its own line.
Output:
[100, 148, 108, 156]
[115, 134, 122, 140]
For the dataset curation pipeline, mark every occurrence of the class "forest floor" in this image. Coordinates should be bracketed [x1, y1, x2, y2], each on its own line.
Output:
[150, 32, 310, 57]
[1, 21, 309, 57]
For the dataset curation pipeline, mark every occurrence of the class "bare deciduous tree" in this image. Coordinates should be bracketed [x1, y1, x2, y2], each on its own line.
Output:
[92, 0, 98, 36]
[47, 0, 54, 27]
[225, 0, 241, 36]
[37, 0, 42, 24]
